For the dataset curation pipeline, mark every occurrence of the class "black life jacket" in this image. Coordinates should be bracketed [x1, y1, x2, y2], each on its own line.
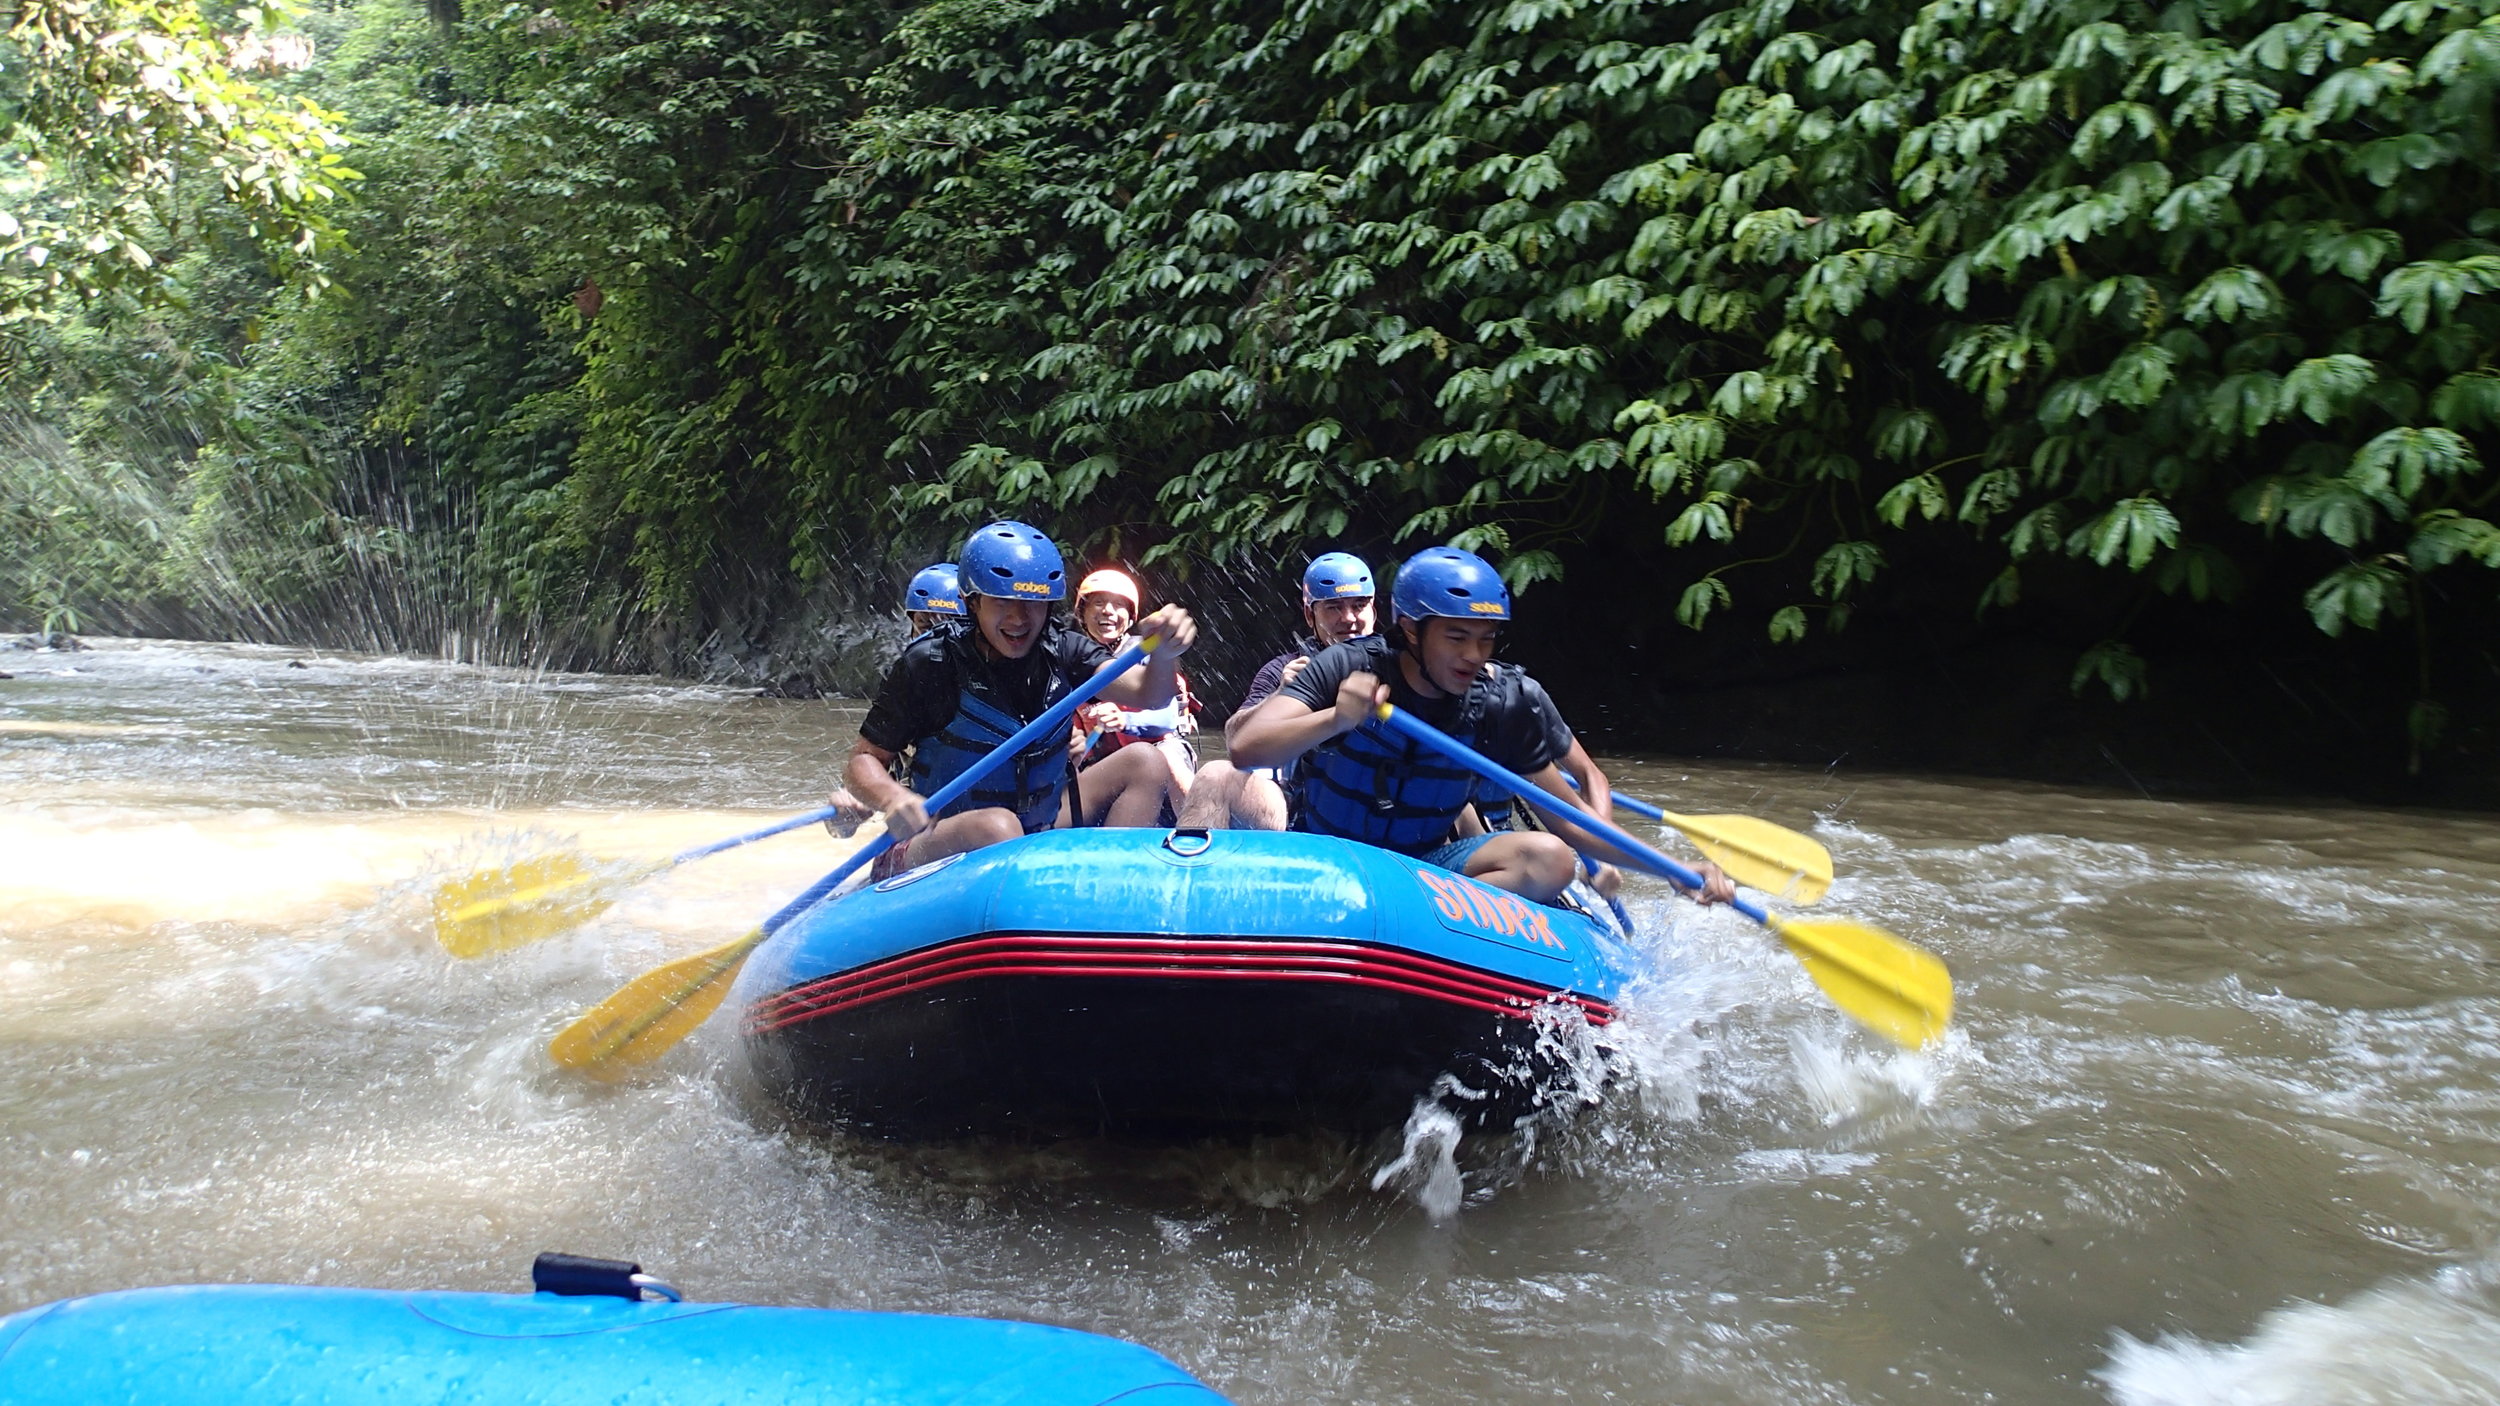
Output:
[1294, 666, 1493, 855]
[903, 629, 1074, 833]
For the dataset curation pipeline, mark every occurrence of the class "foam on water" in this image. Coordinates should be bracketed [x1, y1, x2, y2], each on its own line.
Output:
[1372, 1099, 1467, 1222]
[2099, 1260, 2500, 1405]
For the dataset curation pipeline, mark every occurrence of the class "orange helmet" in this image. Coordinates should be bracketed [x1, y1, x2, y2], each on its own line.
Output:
[1076, 568, 1141, 610]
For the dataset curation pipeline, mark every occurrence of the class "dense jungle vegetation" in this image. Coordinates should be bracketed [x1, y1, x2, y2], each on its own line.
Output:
[6, 0, 2499, 792]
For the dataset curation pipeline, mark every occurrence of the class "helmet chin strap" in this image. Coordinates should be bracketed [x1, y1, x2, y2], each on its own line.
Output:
[1394, 638, 1452, 701]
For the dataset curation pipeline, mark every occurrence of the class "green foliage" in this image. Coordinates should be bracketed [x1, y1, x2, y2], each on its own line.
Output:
[1, 0, 354, 319]
[9, 0, 2498, 745]
[2073, 639, 2150, 702]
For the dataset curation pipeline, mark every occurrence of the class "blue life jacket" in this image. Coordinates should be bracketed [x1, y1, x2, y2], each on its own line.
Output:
[1294, 672, 1492, 855]
[907, 684, 1070, 833]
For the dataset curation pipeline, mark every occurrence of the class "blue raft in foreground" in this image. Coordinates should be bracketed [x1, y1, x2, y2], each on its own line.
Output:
[0, 1279, 1227, 1405]
[732, 827, 1638, 1140]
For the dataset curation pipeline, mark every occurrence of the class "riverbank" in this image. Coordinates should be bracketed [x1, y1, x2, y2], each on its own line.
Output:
[18, 596, 2497, 814]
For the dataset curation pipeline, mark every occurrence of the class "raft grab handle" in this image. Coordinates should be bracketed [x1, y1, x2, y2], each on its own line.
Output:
[531, 1252, 684, 1303]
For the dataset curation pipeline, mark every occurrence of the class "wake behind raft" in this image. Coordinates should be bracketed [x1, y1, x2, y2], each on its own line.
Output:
[729, 827, 1639, 1140]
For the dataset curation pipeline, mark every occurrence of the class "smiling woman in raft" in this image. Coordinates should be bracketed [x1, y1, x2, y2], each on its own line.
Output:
[838, 521, 1198, 879]
[1068, 567, 1202, 828]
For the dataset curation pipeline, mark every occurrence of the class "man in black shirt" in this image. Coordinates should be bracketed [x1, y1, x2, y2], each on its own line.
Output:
[1218, 546, 1731, 907]
[1226, 551, 1381, 738]
[841, 521, 1197, 876]
[1182, 552, 1380, 830]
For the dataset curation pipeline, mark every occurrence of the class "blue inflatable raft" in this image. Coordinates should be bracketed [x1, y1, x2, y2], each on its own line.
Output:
[731, 827, 1638, 1139]
[0, 1256, 1226, 1405]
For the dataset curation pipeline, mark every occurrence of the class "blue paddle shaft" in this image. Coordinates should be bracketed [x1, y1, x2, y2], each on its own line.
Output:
[674, 805, 850, 864]
[1614, 792, 1668, 823]
[1559, 771, 1667, 824]
[757, 641, 1156, 935]
[1372, 705, 1769, 925]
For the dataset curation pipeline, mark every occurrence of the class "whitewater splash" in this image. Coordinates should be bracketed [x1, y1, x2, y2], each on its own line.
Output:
[2099, 1260, 2500, 1405]
[1372, 1096, 1468, 1222]
[1369, 990, 1641, 1220]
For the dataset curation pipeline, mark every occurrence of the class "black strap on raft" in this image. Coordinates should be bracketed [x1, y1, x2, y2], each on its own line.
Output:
[531, 1251, 684, 1302]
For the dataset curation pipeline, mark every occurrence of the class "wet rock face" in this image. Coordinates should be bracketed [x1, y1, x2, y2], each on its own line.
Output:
[684, 584, 913, 700]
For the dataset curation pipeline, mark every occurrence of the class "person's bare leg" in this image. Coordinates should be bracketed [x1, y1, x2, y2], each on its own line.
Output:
[1153, 737, 1196, 816]
[1460, 832, 1578, 904]
[1176, 761, 1286, 830]
[1229, 773, 1286, 829]
[1081, 746, 1180, 828]
[1174, 762, 1231, 827]
[905, 806, 1024, 863]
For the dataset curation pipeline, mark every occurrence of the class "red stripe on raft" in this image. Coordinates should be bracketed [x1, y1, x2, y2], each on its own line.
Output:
[750, 935, 1601, 1028]
[754, 939, 1595, 1026]
[744, 934, 1612, 1035]
[760, 934, 1581, 1013]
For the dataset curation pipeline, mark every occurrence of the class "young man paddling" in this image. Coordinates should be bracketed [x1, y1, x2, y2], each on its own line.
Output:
[840, 522, 1197, 874]
[1197, 545, 1731, 907]
[1183, 551, 1380, 829]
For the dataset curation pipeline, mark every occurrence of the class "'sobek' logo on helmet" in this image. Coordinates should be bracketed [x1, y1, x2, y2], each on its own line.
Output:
[929, 598, 958, 611]
[1333, 583, 1366, 595]
[1468, 601, 1506, 614]
[1011, 581, 1051, 595]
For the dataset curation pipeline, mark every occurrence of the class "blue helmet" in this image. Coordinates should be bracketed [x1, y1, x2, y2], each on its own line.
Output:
[905, 562, 964, 617]
[960, 521, 1067, 601]
[1301, 551, 1376, 604]
[1390, 546, 1511, 623]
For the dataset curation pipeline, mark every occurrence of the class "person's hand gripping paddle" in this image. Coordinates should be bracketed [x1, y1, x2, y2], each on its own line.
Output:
[547, 638, 1159, 1075]
[1372, 704, 1952, 1048]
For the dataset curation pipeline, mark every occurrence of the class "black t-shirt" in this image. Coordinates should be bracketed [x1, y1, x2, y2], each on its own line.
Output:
[861, 617, 1113, 753]
[1233, 637, 1322, 721]
[1278, 635, 1570, 776]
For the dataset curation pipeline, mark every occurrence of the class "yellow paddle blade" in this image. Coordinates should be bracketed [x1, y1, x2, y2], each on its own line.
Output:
[546, 928, 767, 1075]
[1656, 811, 1833, 905]
[1766, 915, 1954, 1049]
[433, 853, 668, 959]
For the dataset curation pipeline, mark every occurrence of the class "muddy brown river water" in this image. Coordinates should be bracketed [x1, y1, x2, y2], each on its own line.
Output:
[5, 638, 2499, 1403]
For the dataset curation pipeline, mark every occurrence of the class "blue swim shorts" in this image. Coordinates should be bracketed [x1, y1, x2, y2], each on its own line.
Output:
[1411, 832, 1497, 875]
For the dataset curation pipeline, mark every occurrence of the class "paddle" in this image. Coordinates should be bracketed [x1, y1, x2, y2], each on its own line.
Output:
[547, 637, 1160, 1075]
[433, 804, 870, 959]
[1371, 704, 1952, 1049]
[1559, 777, 1834, 904]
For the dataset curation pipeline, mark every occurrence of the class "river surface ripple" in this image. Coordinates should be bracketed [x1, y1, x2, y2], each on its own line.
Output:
[5, 638, 2499, 1404]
